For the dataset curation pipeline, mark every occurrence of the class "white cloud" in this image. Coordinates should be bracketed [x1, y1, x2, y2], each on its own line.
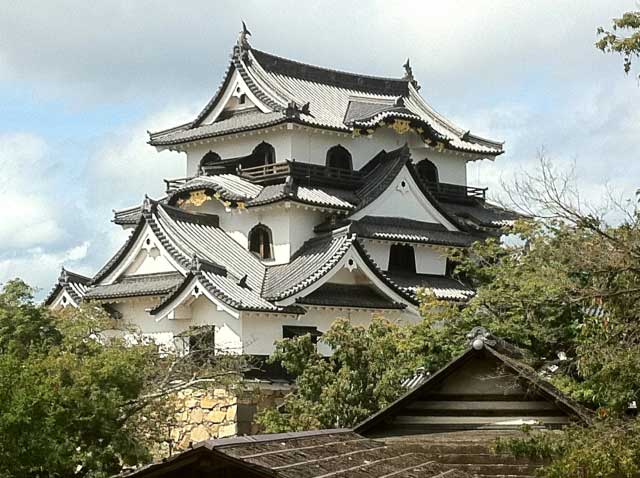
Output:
[0, 241, 90, 296]
[0, 133, 65, 249]
[0, 0, 632, 103]
[85, 107, 192, 208]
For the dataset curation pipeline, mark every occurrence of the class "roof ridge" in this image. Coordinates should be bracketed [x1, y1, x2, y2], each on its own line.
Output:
[251, 47, 408, 86]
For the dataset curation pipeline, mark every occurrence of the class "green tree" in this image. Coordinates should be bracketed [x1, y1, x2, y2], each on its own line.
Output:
[0, 279, 245, 478]
[257, 316, 441, 432]
[261, 157, 640, 475]
[597, 10, 640, 79]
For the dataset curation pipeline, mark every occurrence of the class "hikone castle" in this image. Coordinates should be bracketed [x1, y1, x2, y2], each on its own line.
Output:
[45, 25, 529, 455]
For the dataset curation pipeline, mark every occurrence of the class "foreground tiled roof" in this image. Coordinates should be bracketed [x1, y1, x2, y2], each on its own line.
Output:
[356, 330, 593, 436]
[166, 173, 357, 212]
[149, 37, 503, 156]
[118, 429, 471, 478]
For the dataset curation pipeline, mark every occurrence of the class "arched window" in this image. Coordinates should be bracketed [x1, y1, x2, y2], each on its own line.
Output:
[199, 151, 221, 173]
[241, 142, 276, 169]
[326, 145, 352, 170]
[417, 158, 439, 183]
[388, 244, 416, 274]
[248, 224, 273, 260]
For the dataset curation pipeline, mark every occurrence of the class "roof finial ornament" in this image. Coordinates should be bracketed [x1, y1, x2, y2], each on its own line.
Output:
[467, 326, 496, 350]
[239, 20, 251, 49]
[402, 58, 420, 91]
[190, 254, 201, 272]
[142, 195, 153, 213]
[59, 267, 69, 284]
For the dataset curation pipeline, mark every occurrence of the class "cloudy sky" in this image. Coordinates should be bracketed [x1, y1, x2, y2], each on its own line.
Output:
[1, 0, 638, 298]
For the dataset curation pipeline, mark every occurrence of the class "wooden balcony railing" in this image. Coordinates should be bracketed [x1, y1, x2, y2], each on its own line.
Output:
[239, 161, 364, 187]
[165, 160, 487, 203]
[423, 181, 486, 202]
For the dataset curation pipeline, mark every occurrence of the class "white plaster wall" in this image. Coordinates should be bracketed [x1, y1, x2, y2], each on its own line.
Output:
[410, 148, 468, 186]
[415, 245, 447, 275]
[180, 125, 469, 187]
[361, 241, 390, 270]
[123, 248, 176, 276]
[185, 128, 294, 176]
[241, 306, 416, 356]
[287, 207, 327, 256]
[113, 296, 242, 353]
[180, 201, 326, 264]
[351, 167, 457, 230]
[361, 240, 447, 275]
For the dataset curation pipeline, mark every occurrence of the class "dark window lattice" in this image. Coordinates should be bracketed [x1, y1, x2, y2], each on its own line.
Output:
[200, 151, 221, 171]
[248, 224, 273, 260]
[242, 142, 276, 169]
[417, 158, 439, 183]
[326, 145, 352, 170]
[388, 244, 416, 273]
[282, 325, 321, 344]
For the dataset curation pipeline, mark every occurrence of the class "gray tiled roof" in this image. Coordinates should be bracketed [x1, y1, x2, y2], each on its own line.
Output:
[149, 42, 503, 156]
[84, 272, 184, 300]
[440, 200, 522, 228]
[263, 229, 356, 300]
[354, 147, 410, 211]
[388, 272, 475, 301]
[155, 204, 265, 291]
[44, 268, 91, 306]
[149, 110, 285, 146]
[353, 216, 479, 247]
[297, 283, 406, 309]
[113, 205, 143, 226]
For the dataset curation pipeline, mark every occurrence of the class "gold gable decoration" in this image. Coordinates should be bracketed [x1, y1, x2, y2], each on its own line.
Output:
[183, 190, 211, 207]
[389, 119, 411, 135]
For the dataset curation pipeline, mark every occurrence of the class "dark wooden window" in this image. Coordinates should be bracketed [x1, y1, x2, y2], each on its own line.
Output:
[283, 325, 321, 344]
[174, 326, 215, 360]
[388, 244, 416, 273]
[241, 142, 276, 169]
[238, 93, 246, 105]
[248, 224, 273, 260]
[417, 158, 439, 183]
[326, 145, 352, 170]
[199, 151, 221, 172]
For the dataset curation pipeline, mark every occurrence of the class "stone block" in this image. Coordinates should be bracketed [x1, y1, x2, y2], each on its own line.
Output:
[190, 425, 210, 442]
[217, 423, 236, 438]
[184, 398, 199, 408]
[191, 408, 203, 424]
[205, 410, 227, 423]
[225, 404, 237, 422]
[200, 397, 218, 409]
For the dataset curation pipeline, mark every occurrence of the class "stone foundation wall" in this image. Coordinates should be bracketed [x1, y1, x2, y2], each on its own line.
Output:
[167, 385, 289, 452]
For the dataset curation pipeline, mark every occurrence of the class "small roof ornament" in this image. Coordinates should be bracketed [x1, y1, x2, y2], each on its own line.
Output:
[142, 195, 153, 213]
[190, 254, 201, 273]
[239, 21, 251, 49]
[467, 326, 496, 350]
[59, 267, 69, 284]
[402, 58, 420, 91]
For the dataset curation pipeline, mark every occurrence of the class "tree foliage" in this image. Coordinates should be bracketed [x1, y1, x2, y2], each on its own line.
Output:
[257, 316, 462, 432]
[261, 157, 640, 475]
[0, 279, 245, 478]
[0, 279, 162, 477]
[597, 10, 640, 80]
